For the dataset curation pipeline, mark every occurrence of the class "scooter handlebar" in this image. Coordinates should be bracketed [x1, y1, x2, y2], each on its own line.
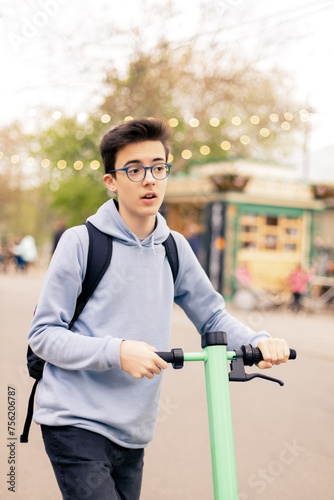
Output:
[241, 344, 297, 366]
[156, 345, 297, 368]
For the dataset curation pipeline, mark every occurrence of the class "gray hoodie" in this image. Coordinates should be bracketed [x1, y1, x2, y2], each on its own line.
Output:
[29, 199, 270, 448]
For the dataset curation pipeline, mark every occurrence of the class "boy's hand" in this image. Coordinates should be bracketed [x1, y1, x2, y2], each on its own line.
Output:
[120, 340, 168, 379]
[256, 338, 290, 369]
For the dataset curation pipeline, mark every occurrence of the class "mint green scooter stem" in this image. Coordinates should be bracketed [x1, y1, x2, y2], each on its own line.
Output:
[203, 343, 238, 499]
[184, 332, 238, 499]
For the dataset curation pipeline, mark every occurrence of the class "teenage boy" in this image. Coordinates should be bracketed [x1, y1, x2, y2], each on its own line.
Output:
[29, 118, 290, 500]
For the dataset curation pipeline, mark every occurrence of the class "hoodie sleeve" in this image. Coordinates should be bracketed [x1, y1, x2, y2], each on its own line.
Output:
[172, 232, 270, 350]
[28, 227, 123, 371]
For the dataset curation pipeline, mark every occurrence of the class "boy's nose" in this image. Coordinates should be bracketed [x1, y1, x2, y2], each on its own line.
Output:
[143, 169, 156, 183]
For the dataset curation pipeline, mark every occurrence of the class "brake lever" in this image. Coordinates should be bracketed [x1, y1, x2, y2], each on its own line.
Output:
[229, 349, 284, 386]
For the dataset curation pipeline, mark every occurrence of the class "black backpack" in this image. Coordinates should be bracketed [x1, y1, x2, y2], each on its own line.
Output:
[20, 221, 179, 443]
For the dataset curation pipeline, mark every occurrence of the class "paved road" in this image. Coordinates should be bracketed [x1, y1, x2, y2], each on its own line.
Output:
[0, 270, 333, 499]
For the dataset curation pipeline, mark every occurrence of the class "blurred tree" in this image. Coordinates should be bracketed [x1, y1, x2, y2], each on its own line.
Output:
[34, 31, 305, 189]
[0, 121, 44, 241]
[31, 114, 109, 227]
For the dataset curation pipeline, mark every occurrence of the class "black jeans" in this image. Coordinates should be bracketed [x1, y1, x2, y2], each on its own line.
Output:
[41, 425, 144, 500]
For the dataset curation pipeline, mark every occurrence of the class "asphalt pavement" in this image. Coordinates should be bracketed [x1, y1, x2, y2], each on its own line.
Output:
[0, 269, 333, 500]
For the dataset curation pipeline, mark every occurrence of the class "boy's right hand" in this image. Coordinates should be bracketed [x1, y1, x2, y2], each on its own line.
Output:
[120, 340, 168, 379]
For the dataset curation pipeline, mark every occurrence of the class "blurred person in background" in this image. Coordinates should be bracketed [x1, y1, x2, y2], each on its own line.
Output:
[288, 263, 312, 312]
[185, 222, 202, 259]
[11, 235, 38, 271]
[52, 219, 67, 254]
[0, 240, 5, 271]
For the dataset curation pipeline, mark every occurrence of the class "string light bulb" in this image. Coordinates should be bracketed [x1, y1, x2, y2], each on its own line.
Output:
[200, 145, 210, 155]
[57, 160, 67, 169]
[231, 116, 241, 126]
[41, 159, 50, 168]
[181, 149, 192, 159]
[101, 114, 111, 123]
[250, 115, 260, 125]
[11, 155, 19, 164]
[240, 135, 250, 145]
[269, 113, 279, 123]
[168, 118, 179, 127]
[209, 117, 220, 127]
[189, 118, 199, 127]
[74, 161, 83, 170]
[90, 160, 100, 170]
[260, 128, 270, 137]
[220, 141, 231, 151]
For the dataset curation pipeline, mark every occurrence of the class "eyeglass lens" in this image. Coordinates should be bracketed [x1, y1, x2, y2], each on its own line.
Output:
[127, 163, 169, 181]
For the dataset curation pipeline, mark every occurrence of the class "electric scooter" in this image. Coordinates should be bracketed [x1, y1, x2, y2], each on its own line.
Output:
[157, 331, 296, 500]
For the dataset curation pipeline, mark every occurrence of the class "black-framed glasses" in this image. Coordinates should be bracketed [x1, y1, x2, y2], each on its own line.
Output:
[108, 162, 172, 182]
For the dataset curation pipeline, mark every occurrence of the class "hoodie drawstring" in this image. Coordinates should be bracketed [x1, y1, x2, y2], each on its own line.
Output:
[133, 233, 156, 255]
[151, 234, 156, 255]
[134, 235, 143, 255]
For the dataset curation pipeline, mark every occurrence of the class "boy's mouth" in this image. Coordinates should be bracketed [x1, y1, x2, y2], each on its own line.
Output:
[142, 193, 157, 199]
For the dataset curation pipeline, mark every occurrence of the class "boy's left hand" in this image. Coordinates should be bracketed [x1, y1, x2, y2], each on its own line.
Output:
[256, 338, 290, 369]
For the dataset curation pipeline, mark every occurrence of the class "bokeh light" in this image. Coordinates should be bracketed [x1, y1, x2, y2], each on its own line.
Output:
[281, 121, 291, 130]
[240, 135, 250, 145]
[181, 149, 192, 159]
[200, 145, 211, 155]
[41, 158, 50, 168]
[101, 114, 111, 123]
[260, 128, 270, 137]
[74, 160, 84, 170]
[57, 160, 67, 169]
[168, 118, 179, 127]
[220, 140, 231, 150]
[250, 115, 260, 125]
[90, 160, 100, 170]
[11, 155, 19, 164]
[209, 117, 220, 127]
[189, 118, 199, 127]
[269, 113, 279, 123]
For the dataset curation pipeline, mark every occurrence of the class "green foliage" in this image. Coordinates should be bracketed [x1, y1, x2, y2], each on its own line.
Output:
[35, 115, 102, 168]
[46, 170, 109, 228]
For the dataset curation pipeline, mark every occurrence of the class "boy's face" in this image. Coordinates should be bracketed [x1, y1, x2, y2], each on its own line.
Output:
[103, 140, 168, 235]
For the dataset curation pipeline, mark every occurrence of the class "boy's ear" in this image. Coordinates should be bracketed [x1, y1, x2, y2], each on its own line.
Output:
[103, 174, 117, 193]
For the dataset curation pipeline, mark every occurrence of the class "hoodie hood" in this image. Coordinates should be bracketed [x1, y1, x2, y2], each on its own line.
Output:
[86, 199, 170, 252]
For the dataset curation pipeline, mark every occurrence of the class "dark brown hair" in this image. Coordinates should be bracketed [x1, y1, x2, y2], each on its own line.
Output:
[100, 118, 172, 174]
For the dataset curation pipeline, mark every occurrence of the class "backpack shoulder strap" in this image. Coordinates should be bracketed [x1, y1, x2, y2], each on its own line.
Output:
[163, 233, 179, 283]
[68, 222, 113, 329]
[20, 379, 39, 443]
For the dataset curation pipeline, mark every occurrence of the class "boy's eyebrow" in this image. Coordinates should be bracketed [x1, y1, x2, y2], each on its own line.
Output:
[123, 157, 166, 167]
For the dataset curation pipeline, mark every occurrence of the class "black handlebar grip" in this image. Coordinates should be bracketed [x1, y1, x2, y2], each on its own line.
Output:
[156, 348, 184, 369]
[156, 352, 175, 363]
[242, 345, 297, 366]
